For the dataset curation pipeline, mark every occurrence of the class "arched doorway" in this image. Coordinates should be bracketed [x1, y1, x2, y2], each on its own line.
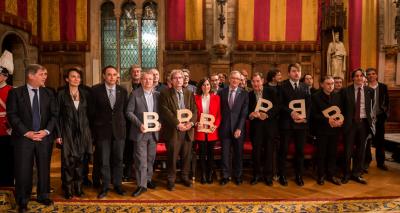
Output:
[1, 33, 27, 87]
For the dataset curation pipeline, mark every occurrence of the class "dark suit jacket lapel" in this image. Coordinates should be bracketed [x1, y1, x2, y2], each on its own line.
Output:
[364, 87, 371, 116]
[170, 89, 179, 110]
[349, 85, 355, 110]
[139, 88, 149, 111]
[23, 85, 33, 117]
[39, 87, 47, 122]
[102, 84, 114, 110]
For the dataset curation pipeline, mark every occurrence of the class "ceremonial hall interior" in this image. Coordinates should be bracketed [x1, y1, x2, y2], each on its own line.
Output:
[0, 0, 400, 212]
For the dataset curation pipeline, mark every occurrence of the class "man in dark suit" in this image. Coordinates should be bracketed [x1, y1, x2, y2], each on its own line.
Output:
[310, 76, 343, 185]
[218, 70, 249, 186]
[341, 69, 374, 184]
[7, 64, 57, 212]
[365, 68, 389, 171]
[126, 70, 160, 197]
[91, 65, 128, 198]
[278, 64, 311, 187]
[159, 69, 197, 191]
[248, 72, 279, 186]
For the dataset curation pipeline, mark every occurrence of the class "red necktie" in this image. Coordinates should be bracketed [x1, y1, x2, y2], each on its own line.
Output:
[355, 87, 361, 122]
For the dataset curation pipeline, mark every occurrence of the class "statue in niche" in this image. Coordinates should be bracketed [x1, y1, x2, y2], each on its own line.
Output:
[327, 32, 347, 79]
[122, 5, 137, 39]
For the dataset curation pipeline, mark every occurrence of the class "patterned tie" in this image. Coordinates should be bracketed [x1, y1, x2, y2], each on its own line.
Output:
[228, 90, 234, 109]
[109, 89, 115, 109]
[178, 91, 185, 109]
[355, 87, 361, 122]
[32, 89, 40, 131]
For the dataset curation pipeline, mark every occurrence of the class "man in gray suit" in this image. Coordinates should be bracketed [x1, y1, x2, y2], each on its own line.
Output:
[126, 70, 160, 197]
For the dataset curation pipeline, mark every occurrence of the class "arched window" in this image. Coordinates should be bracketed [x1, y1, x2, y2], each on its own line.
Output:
[141, 1, 158, 69]
[101, 2, 117, 69]
[100, 0, 158, 82]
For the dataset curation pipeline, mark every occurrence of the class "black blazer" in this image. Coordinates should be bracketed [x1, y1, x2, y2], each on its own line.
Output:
[310, 90, 342, 135]
[90, 83, 128, 141]
[218, 87, 248, 139]
[278, 79, 311, 130]
[376, 82, 389, 119]
[6, 86, 57, 141]
[340, 85, 374, 132]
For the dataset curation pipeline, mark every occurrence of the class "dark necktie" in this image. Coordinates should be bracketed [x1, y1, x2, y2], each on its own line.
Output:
[32, 89, 40, 131]
[355, 87, 361, 122]
[228, 90, 234, 109]
[178, 91, 184, 109]
[294, 82, 298, 91]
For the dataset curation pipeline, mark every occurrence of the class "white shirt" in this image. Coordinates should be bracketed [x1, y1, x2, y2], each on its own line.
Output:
[144, 89, 154, 112]
[289, 79, 299, 90]
[27, 84, 40, 107]
[201, 94, 210, 114]
[354, 85, 366, 119]
[228, 87, 238, 104]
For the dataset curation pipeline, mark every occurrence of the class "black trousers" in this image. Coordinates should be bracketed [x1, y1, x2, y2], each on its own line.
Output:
[123, 139, 134, 179]
[97, 138, 125, 190]
[344, 119, 369, 177]
[221, 135, 244, 179]
[365, 113, 387, 167]
[61, 153, 83, 194]
[197, 137, 216, 177]
[278, 129, 306, 176]
[251, 126, 275, 179]
[92, 146, 101, 185]
[316, 134, 338, 178]
[0, 136, 14, 186]
[14, 138, 52, 206]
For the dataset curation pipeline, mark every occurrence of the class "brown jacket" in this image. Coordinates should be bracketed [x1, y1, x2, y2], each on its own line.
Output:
[159, 87, 197, 142]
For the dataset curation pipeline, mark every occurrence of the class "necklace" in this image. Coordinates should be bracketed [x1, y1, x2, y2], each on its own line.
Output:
[70, 89, 79, 101]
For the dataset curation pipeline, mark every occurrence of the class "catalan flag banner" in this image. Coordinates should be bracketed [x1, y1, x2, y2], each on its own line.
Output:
[238, 0, 319, 42]
[41, 0, 88, 42]
[0, 0, 38, 35]
[345, 0, 377, 71]
[166, 0, 203, 41]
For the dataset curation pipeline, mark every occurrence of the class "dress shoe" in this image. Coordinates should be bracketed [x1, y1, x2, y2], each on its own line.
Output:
[167, 182, 175, 191]
[97, 189, 108, 199]
[207, 171, 214, 184]
[265, 177, 273, 186]
[341, 176, 350, 184]
[234, 178, 243, 185]
[351, 176, 367, 184]
[220, 178, 229, 186]
[64, 192, 73, 199]
[200, 175, 207, 184]
[132, 187, 147, 197]
[182, 179, 193, 187]
[295, 176, 304, 186]
[75, 190, 84, 197]
[250, 177, 259, 185]
[37, 198, 54, 206]
[317, 176, 325, 185]
[114, 186, 126, 195]
[279, 176, 288, 186]
[378, 164, 388, 171]
[18, 204, 28, 213]
[147, 180, 157, 189]
[122, 176, 131, 182]
[327, 176, 341, 186]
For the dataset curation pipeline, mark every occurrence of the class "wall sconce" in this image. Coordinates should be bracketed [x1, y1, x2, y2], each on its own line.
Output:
[216, 0, 227, 40]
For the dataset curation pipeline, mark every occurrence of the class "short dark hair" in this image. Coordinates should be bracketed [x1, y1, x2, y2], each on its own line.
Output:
[266, 68, 280, 83]
[25, 64, 45, 78]
[320, 75, 334, 83]
[351, 68, 365, 79]
[300, 74, 313, 83]
[288, 63, 299, 73]
[64, 67, 83, 82]
[196, 77, 210, 95]
[251, 72, 263, 79]
[333, 76, 343, 80]
[366, 68, 377, 74]
[102, 65, 117, 75]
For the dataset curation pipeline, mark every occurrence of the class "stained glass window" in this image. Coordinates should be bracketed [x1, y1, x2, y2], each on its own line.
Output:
[120, 2, 139, 81]
[101, 2, 117, 69]
[141, 2, 158, 68]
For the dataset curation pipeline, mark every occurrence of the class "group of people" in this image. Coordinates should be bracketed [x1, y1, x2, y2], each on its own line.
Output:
[0, 62, 389, 212]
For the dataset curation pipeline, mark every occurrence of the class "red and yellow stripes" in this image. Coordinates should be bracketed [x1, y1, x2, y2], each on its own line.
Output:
[167, 0, 203, 41]
[41, 0, 87, 42]
[0, 0, 36, 35]
[238, 0, 319, 42]
[347, 0, 377, 71]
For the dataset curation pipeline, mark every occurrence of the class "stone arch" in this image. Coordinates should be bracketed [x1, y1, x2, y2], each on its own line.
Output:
[0, 31, 28, 86]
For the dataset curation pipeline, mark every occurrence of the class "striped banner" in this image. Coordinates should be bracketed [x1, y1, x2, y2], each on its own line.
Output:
[166, 0, 203, 41]
[0, 0, 37, 35]
[41, 0, 88, 42]
[347, 0, 377, 72]
[238, 0, 319, 42]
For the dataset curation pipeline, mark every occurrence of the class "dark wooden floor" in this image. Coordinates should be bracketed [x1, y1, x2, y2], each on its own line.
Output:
[46, 148, 400, 201]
